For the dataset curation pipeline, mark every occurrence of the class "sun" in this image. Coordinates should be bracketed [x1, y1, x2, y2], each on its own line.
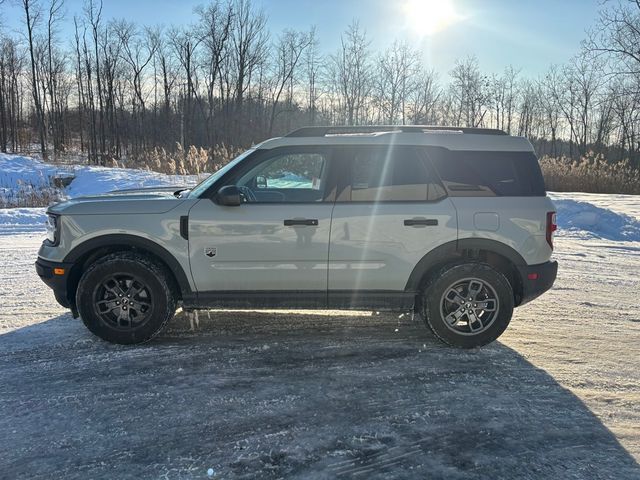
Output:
[403, 0, 461, 36]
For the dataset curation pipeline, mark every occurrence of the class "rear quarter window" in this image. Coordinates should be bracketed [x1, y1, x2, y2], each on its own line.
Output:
[426, 147, 546, 197]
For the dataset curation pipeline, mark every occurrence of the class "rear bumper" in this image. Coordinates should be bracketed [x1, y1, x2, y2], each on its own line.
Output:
[517, 260, 558, 306]
[35, 258, 74, 309]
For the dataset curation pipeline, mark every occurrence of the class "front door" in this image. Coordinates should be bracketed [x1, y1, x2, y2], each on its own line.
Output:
[188, 146, 336, 300]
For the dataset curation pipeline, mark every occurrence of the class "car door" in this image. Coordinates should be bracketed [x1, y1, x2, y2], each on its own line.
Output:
[328, 145, 458, 307]
[188, 146, 336, 301]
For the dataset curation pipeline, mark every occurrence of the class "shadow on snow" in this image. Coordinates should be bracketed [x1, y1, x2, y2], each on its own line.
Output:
[1, 311, 638, 479]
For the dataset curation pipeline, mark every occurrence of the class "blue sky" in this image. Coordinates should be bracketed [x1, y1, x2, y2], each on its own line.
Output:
[1, 0, 602, 77]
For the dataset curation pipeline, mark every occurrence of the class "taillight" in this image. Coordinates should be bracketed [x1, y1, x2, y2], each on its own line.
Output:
[546, 211, 557, 249]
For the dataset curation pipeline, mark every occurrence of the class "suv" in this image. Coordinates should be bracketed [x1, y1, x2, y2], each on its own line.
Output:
[36, 125, 558, 348]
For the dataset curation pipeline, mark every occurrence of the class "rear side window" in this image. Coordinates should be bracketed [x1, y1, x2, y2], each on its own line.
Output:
[346, 146, 446, 202]
[427, 147, 546, 197]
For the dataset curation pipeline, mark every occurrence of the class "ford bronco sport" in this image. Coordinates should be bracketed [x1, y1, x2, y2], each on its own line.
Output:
[36, 125, 558, 348]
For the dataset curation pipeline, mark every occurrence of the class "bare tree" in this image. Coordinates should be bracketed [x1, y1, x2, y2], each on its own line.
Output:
[85, 0, 106, 161]
[115, 21, 157, 154]
[449, 56, 490, 127]
[407, 68, 441, 125]
[302, 27, 321, 125]
[491, 65, 519, 133]
[196, 0, 233, 145]
[169, 26, 201, 148]
[231, 0, 268, 112]
[267, 28, 311, 135]
[373, 40, 420, 124]
[45, 0, 64, 154]
[539, 66, 563, 156]
[22, 0, 47, 158]
[2, 0, 640, 170]
[331, 20, 371, 125]
[586, 1, 640, 78]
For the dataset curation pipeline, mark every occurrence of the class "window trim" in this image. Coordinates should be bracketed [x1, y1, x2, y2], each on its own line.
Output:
[202, 146, 338, 204]
[334, 145, 448, 204]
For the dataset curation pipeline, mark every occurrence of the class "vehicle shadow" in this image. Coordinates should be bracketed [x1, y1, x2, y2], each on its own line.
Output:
[1, 311, 638, 480]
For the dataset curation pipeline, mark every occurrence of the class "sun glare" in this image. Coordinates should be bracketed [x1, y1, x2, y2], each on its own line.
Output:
[403, 0, 460, 36]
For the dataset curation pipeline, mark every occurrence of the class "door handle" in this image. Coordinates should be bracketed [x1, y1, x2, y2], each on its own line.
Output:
[404, 218, 438, 227]
[284, 219, 319, 226]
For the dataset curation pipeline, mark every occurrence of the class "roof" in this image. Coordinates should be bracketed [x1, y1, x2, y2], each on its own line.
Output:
[257, 125, 535, 152]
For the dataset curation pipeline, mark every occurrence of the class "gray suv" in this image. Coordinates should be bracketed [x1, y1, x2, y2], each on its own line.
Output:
[36, 126, 558, 348]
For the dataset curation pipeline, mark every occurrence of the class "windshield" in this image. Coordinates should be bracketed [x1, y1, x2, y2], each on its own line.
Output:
[188, 148, 256, 198]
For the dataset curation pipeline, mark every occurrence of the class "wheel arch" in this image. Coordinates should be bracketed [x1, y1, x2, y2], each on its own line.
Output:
[406, 238, 526, 305]
[63, 234, 194, 306]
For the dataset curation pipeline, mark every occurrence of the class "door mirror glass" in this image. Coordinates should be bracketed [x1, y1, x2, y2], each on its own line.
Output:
[256, 175, 268, 189]
[216, 185, 242, 206]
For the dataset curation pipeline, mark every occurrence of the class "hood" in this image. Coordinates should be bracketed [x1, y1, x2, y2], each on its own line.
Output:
[103, 185, 188, 195]
[48, 186, 190, 215]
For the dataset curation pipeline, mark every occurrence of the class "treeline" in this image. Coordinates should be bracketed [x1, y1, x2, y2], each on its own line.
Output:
[1, 0, 640, 168]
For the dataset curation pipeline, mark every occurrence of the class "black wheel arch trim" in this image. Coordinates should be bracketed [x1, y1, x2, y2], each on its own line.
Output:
[404, 238, 527, 292]
[63, 234, 194, 298]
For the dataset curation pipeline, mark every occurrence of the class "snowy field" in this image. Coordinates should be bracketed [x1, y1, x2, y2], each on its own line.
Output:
[0, 155, 639, 478]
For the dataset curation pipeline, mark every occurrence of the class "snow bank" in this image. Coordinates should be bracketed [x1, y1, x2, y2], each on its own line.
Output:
[553, 198, 640, 241]
[0, 207, 47, 235]
[66, 166, 193, 197]
[0, 154, 59, 189]
[0, 153, 197, 234]
[1, 153, 196, 199]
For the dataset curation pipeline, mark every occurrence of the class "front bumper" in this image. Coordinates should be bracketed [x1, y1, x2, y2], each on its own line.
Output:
[35, 258, 75, 309]
[517, 260, 558, 306]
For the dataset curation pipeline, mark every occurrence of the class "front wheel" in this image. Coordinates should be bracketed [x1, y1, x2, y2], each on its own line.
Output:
[76, 252, 177, 344]
[420, 263, 514, 348]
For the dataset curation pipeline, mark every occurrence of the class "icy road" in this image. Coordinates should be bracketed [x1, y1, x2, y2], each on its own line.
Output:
[1, 193, 639, 479]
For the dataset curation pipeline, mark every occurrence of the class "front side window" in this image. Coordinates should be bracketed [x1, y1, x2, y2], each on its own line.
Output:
[236, 151, 329, 203]
[189, 148, 255, 198]
[346, 146, 446, 202]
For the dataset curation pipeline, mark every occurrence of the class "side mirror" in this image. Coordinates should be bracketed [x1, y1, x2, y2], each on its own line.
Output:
[216, 185, 242, 206]
[256, 175, 267, 189]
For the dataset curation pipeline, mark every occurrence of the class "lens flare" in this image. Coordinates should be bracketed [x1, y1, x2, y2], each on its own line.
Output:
[403, 0, 461, 36]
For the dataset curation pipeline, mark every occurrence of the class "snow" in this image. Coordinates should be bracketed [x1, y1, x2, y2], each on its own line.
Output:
[0, 226, 639, 477]
[65, 165, 194, 197]
[550, 197, 640, 241]
[0, 208, 47, 235]
[0, 153, 196, 204]
[0, 154, 60, 188]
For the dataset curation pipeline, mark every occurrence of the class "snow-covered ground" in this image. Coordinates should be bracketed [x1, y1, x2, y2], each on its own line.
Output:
[0, 153, 197, 208]
[0, 154, 639, 478]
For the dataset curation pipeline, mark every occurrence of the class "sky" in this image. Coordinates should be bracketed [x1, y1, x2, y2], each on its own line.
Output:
[0, 0, 603, 78]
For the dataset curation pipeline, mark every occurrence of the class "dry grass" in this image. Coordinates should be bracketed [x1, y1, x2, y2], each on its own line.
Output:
[540, 153, 640, 195]
[0, 180, 63, 208]
[108, 143, 244, 176]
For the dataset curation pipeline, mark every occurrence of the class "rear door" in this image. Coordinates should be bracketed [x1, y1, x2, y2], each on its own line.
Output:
[328, 145, 458, 306]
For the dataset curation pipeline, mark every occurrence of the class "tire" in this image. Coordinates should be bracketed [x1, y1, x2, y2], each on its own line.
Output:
[76, 252, 177, 344]
[420, 262, 514, 348]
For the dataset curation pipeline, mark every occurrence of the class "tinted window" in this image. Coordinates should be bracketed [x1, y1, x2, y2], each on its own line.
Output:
[427, 148, 546, 197]
[347, 146, 446, 202]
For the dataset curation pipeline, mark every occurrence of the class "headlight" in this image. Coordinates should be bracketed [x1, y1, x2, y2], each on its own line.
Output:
[45, 214, 59, 245]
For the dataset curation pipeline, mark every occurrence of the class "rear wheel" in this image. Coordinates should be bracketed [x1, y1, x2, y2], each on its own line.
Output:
[76, 252, 177, 344]
[420, 263, 514, 348]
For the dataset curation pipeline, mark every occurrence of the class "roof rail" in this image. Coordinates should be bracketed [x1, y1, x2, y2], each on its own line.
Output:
[285, 125, 508, 137]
